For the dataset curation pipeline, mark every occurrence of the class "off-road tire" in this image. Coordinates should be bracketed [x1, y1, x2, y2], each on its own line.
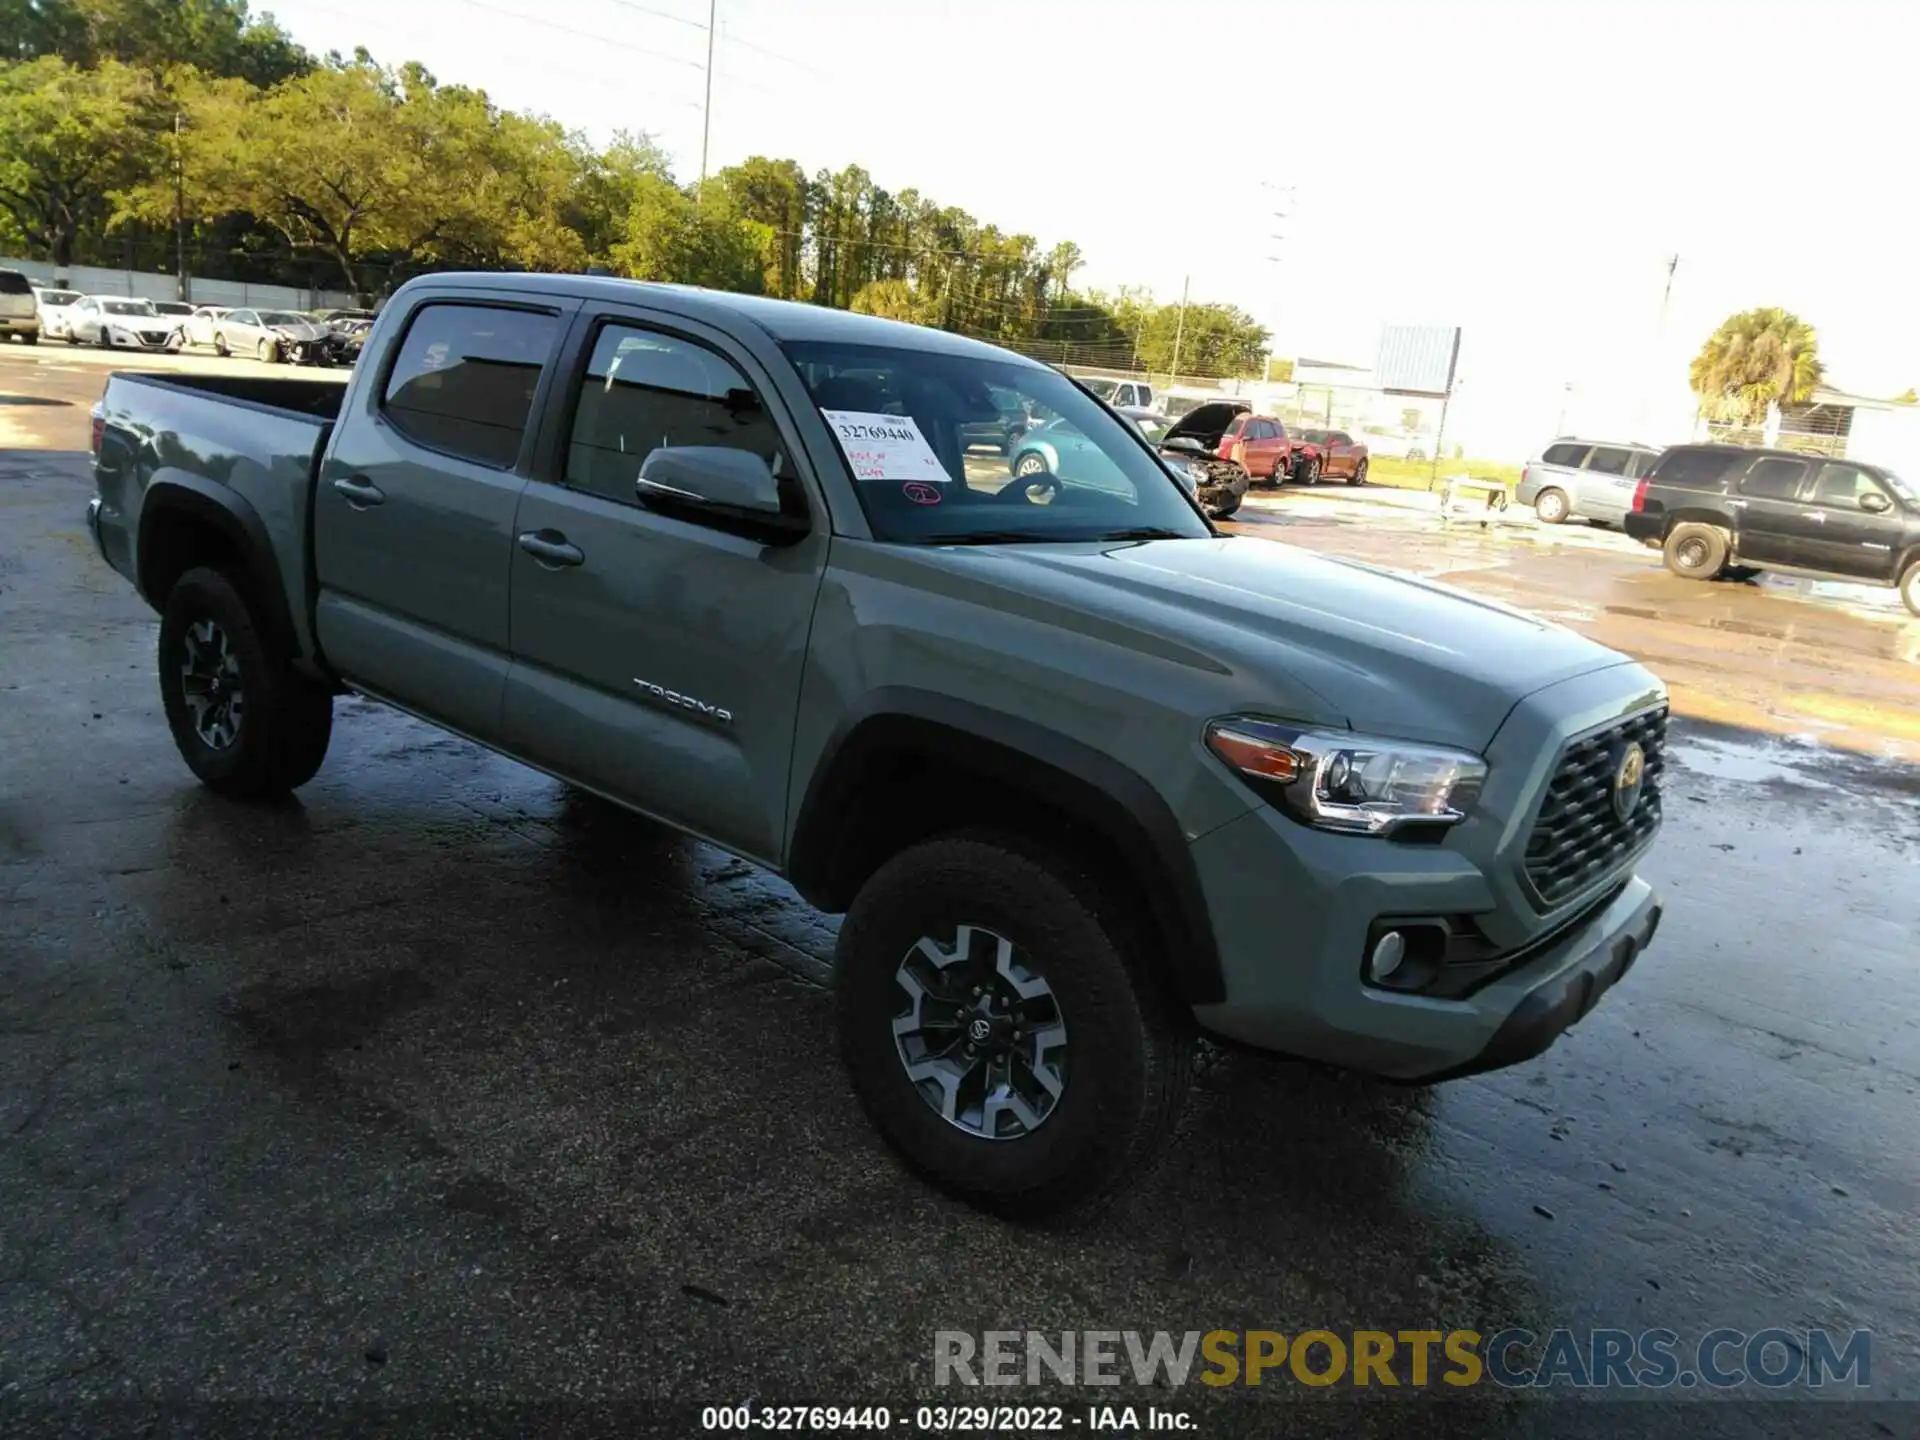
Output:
[835, 831, 1195, 1219]
[1663, 523, 1729, 580]
[1901, 561, 1920, 617]
[158, 566, 333, 798]
[1535, 488, 1571, 524]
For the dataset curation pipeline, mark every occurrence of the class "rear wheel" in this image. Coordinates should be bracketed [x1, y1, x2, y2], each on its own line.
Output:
[21, 332, 36, 346]
[1901, 561, 1920, 617]
[158, 566, 333, 798]
[835, 832, 1194, 1218]
[1349, 458, 1368, 485]
[1534, 488, 1571, 524]
[1663, 523, 1728, 580]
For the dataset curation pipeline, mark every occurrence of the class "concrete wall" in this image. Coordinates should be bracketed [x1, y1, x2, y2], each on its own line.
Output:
[1, 257, 353, 312]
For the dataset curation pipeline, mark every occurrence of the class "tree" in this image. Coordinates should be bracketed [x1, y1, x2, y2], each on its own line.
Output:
[0, 55, 161, 269]
[1, 0, 310, 84]
[849, 278, 936, 325]
[608, 173, 766, 293]
[1134, 300, 1271, 378]
[1689, 307, 1825, 426]
[712, 156, 806, 298]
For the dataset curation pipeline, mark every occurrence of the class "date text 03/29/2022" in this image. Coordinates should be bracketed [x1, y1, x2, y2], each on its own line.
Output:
[700, 1406, 1191, 1433]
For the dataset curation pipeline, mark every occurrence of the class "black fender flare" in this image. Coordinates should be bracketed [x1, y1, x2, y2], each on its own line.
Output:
[787, 688, 1225, 1005]
[137, 471, 301, 664]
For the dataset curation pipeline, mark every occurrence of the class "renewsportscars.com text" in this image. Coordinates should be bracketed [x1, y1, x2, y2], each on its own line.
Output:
[934, 1328, 1871, 1390]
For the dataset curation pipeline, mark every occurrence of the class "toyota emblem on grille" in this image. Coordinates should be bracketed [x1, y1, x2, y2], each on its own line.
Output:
[1611, 741, 1646, 823]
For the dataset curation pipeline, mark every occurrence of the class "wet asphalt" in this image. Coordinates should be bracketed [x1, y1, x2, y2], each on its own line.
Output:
[4, 355, 1920, 1438]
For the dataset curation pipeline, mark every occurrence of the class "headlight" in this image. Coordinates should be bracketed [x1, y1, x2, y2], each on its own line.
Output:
[1205, 718, 1486, 835]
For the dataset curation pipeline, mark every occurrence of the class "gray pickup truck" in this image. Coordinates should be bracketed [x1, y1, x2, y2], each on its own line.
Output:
[87, 273, 1667, 1214]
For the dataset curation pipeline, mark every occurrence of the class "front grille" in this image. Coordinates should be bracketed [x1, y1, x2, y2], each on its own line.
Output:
[1524, 706, 1666, 908]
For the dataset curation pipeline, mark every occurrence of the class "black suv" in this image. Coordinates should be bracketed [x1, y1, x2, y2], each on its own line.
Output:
[1623, 444, 1920, 615]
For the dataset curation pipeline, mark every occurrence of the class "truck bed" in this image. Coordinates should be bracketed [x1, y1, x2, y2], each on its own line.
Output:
[90, 371, 353, 666]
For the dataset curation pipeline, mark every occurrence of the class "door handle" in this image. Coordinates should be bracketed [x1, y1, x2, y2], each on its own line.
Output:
[518, 529, 585, 568]
[331, 475, 385, 508]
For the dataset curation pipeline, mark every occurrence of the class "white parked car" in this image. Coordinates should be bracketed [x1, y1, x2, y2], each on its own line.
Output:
[67, 296, 184, 351]
[33, 287, 85, 340]
[180, 305, 232, 349]
[151, 300, 197, 323]
[208, 307, 333, 364]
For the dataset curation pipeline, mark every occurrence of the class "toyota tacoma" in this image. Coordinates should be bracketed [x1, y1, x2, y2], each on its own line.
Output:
[86, 274, 1668, 1215]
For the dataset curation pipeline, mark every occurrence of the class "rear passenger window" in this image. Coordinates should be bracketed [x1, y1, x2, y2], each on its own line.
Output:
[1739, 457, 1810, 500]
[1627, 450, 1659, 478]
[1585, 447, 1631, 475]
[1542, 443, 1591, 467]
[565, 322, 782, 504]
[1650, 448, 1738, 487]
[381, 303, 560, 468]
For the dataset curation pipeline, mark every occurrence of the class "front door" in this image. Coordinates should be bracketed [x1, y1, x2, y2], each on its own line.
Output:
[1802, 462, 1904, 580]
[501, 311, 828, 863]
[313, 295, 569, 735]
[1727, 455, 1816, 565]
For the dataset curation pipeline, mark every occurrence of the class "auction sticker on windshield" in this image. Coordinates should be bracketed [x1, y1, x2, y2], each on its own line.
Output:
[821, 410, 950, 483]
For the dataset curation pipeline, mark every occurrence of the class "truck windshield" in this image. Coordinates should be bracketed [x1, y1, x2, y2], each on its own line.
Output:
[783, 340, 1210, 544]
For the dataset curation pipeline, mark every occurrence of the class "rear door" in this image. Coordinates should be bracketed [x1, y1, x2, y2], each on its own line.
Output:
[1579, 445, 1637, 518]
[500, 307, 828, 863]
[313, 292, 572, 736]
[1729, 456, 1815, 564]
[1802, 462, 1903, 580]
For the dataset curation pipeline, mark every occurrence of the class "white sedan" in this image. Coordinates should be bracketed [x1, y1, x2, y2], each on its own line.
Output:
[66, 296, 184, 351]
[33, 287, 85, 340]
[180, 306, 231, 349]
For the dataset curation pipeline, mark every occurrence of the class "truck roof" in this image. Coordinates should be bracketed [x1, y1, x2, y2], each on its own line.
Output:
[411, 272, 1043, 368]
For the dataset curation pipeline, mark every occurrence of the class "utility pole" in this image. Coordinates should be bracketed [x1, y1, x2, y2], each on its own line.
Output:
[696, 0, 717, 196]
[1167, 274, 1190, 386]
[173, 110, 189, 302]
[1638, 253, 1679, 439]
[1262, 182, 1295, 388]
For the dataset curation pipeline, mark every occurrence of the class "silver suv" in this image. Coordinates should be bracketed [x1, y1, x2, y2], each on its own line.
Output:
[0, 268, 40, 344]
[1519, 439, 1662, 526]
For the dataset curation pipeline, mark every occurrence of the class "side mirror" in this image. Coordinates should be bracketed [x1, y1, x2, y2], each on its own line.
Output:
[636, 445, 807, 543]
[1860, 491, 1892, 514]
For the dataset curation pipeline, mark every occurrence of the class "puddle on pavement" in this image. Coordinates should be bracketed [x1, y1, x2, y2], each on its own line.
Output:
[1669, 734, 1838, 789]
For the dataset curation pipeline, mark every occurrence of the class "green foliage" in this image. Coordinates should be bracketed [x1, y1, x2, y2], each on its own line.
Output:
[0, 55, 161, 266]
[2, 0, 310, 84]
[1893, 388, 1917, 405]
[608, 174, 766, 293]
[1689, 307, 1825, 426]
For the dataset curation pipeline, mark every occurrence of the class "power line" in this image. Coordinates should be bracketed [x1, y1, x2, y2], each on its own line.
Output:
[603, 0, 709, 30]
[455, 0, 707, 70]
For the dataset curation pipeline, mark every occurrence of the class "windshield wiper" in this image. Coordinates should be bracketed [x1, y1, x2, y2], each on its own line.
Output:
[916, 530, 1055, 545]
[1091, 527, 1193, 542]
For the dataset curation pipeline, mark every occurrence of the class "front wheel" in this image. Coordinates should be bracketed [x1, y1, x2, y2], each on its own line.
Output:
[1349, 458, 1368, 485]
[213, 332, 229, 357]
[1206, 492, 1242, 519]
[835, 832, 1194, 1218]
[1294, 457, 1320, 486]
[1662, 523, 1729, 580]
[256, 337, 278, 364]
[158, 567, 334, 798]
[1901, 561, 1920, 617]
[1013, 452, 1049, 479]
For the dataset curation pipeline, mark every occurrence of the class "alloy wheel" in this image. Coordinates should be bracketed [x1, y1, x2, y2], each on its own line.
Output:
[891, 924, 1068, 1140]
[178, 618, 246, 750]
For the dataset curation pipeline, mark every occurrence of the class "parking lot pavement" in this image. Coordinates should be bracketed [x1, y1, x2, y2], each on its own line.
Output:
[3, 390, 1920, 1431]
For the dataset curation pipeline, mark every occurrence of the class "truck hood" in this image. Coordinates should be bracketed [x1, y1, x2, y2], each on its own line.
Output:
[982, 536, 1638, 748]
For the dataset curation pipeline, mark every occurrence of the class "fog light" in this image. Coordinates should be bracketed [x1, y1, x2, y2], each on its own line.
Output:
[1368, 930, 1408, 984]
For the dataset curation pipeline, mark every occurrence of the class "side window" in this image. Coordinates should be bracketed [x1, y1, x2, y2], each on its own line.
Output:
[1585, 446, 1632, 475]
[1627, 450, 1659, 478]
[1651, 448, 1736, 487]
[1738, 457, 1810, 501]
[1809, 463, 1884, 510]
[1330, 431, 1351, 446]
[565, 321, 782, 505]
[382, 303, 560, 469]
[1115, 384, 1138, 407]
[1542, 442, 1591, 468]
[1224, 416, 1247, 438]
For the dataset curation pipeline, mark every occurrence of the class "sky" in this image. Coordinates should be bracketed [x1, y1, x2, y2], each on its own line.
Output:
[260, 0, 1920, 457]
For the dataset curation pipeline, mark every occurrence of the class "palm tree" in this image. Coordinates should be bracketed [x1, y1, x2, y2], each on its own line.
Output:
[1689, 307, 1824, 427]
